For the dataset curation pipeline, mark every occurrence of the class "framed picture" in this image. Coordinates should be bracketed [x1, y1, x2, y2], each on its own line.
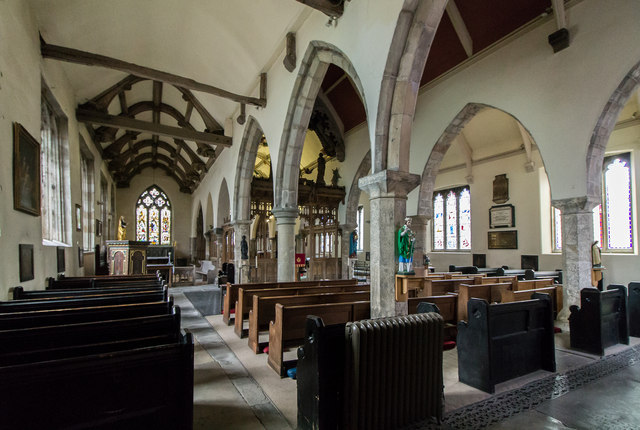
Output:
[489, 204, 515, 229]
[75, 204, 82, 231]
[96, 219, 103, 237]
[57, 246, 66, 273]
[488, 230, 518, 249]
[19, 244, 34, 282]
[13, 123, 41, 216]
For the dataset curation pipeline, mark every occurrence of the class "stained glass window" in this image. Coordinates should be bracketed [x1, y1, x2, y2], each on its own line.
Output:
[136, 185, 172, 245]
[433, 186, 471, 251]
[553, 152, 633, 253]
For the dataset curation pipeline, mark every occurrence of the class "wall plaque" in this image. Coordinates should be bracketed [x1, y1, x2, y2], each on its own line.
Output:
[489, 204, 515, 228]
[488, 230, 518, 249]
[493, 174, 509, 204]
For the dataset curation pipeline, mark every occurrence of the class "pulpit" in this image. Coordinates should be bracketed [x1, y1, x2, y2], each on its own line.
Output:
[106, 240, 150, 275]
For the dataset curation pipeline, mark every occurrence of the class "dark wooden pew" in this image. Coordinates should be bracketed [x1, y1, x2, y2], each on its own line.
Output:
[0, 300, 174, 330]
[267, 301, 370, 376]
[48, 278, 164, 290]
[457, 294, 556, 393]
[569, 285, 629, 355]
[421, 278, 473, 296]
[235, 282, 369, 337]
[628, 282, 640, 337]
[525, 269, 563, 284]
[247, 291, 370, 353]
[501, 285, 563, 316]
[13, 285, 165, 300]
[222, 278, 358, 325]
[0, 333, 193, 429]
[408, 294, 458, 341]
[0, 289, 168, 313]
[495, 268, 527, 280]
[449, 265, 504, 276]
[457, 283, 512, 321]
[47, 273, 160, 289]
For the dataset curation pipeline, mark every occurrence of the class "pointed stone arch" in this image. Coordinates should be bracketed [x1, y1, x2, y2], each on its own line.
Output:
[374, 0, 447, 172]
[345, 150, 372, 227]
[233, 116, 266, 222]
[586, 60, 640, 200]
[274, 40, 368, 210]
[217, 178, 231, 228]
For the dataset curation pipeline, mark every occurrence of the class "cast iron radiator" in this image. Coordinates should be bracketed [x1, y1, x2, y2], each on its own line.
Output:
[343, 313, 444, 429]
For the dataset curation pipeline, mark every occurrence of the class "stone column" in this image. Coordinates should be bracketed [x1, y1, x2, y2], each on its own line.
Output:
[272, 207, 299, 282]
[340, 223, 357, 279]
[552, 197, 598, 320]
[359, 170, 421, 318]
[409, 215, 430, 274]
[232, 220, 252, 284]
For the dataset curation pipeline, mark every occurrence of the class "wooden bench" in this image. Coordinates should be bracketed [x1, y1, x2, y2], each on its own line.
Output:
[352, 260, 370, 281]
[525, 269, 563, 284]
[408, 294, 458, 340]
[628, 282, 640, 337]
[457, 294, 556, 393]
[247, 290, 370, 353]
[569, 285, 629, 355]
[501, 285, 563, 316]
[13, 284, 165, 300]
[47, 273, 160, 289]
[420, 278, 473, 296]
[0, 333, 193, 429]
[457, 283, 512, 321]
[267, 301, 370, 376]
[47, 278, 164, 290]
[513, 278, 554, 291]
[235, 282, 368, 337]
[222, 278, 358, 325]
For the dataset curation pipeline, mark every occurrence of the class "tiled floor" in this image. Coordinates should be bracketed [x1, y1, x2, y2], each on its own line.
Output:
[175, 284, 640, 429]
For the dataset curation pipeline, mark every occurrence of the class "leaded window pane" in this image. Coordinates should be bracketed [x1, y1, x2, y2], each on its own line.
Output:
[433, 194, 444, 250]
[459, 188, 471, 250]
[446, 191, 457, 250]
[135, 186, 171, 245]
[605, 158, 632, 250]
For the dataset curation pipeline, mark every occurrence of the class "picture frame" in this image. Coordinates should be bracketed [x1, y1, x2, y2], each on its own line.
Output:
[488, 230, 518, 249]
[19, 244, 34, 282]
[13, 123, 41, 216]
[75, 204, 82, 231]
[489, 204, 515, 229]
[57, 246, 66, 273]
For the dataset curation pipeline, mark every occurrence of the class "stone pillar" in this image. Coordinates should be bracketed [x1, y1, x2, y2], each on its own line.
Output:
[232, 220, 252, 284]
[552, 197, 598, 320]
[359, 170, 421, 318]
[272, 207, 299, 282]
[340, 223, 357, 280]
[409, 215, 430, 274]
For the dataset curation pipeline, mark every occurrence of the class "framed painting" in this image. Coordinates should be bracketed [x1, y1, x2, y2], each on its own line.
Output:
[75, 204, 82, 231]
[13, 123, 41, 216]
[19, 244, 34, 282]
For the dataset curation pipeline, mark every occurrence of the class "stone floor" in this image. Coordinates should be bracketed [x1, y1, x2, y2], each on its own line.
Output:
[175, 283, 640, 430]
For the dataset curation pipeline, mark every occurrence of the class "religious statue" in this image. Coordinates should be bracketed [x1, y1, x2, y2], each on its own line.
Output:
[117, 216, 127, 240]
[592, 240, 602, 267]
[241, 235, 249, 260]
[591, 240, 603, 289]
[331, 168, 341, 186]
[349, 230, 358, 258]
[397, 217, 416, 274]
[316, 152, 326, 186]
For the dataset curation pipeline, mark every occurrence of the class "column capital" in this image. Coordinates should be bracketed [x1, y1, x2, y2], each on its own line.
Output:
[552, 196, 600, 214]
[271, 207, 299, 225]
[340, 223, 357, 235]
[408, 214, 430, 226]
[358, 170, 421, 199]
[231, 219, 252, 228]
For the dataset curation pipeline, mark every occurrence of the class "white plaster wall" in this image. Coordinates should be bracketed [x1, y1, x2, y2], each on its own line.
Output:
[115, 169, 191, 258]
[408, 0, 640, 202]
[0, 0, 114, 297]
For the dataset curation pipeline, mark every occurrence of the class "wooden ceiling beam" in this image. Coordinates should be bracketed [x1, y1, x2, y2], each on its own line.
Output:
[446, 0, 473, 57]
[42, 41, 267, 108]
[77, 107, 232, 146]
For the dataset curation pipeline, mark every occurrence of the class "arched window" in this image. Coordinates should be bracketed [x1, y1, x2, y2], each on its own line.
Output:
[433, 186, 471, 251]
[136, 186, 172, 245]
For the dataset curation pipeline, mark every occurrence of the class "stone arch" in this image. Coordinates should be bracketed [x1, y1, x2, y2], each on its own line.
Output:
[417, 103, 546, 216]
[375, 0, 447, 172]
[206, 193, 214, 232]
[233, 116, 265, 222]
[217, 178, 231, 228]
[586, 60, 640, 200]
[274, 40, 368, 210]
[345, 150, 371, 226]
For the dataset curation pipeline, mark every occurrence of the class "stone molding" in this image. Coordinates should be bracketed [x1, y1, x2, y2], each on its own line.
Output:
[358, 169, 421, 199]
[551, 196, 600, 214]
[271, 207, 299, 225]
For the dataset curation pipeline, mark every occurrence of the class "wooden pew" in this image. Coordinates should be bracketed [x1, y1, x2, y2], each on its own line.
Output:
[421, 278, 473, 296]
[13, 284, 165, 300]
[457, 283, 512, 321]
[0, 289, 168, 313]
[47, 273, 160, 289]
[457, 294, 556, 393]
[0, 333, 193, 429]
[495, 268, 527, 280]
[235, 282, 369, 337]
[525, 269, 563, 284]
[222, 278, 358, 325]
[408, 294, 458, 340]
[569, 285, 629, 355]
[501, 285, 563, 316]
[513, 278, 554, 291]
[474, 276, 517, 286]
[267, 301, 370, 376]
[0, 300, 174, 330]
[247, 291, 370, 353]
[628, 282, 640, 337]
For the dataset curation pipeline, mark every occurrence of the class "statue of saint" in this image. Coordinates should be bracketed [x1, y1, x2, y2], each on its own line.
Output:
[117, 216, 127, 240]
[397, 217, 416, 274]
[316, 153, 326, 186]
[592, 240, 602, 267]
[349, 230, 358, 258]
[331, 168, 341, 187]
[241, 235, 249, 260]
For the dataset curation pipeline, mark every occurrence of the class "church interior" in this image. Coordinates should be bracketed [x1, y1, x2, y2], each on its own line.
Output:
[1, 0, 640, 428]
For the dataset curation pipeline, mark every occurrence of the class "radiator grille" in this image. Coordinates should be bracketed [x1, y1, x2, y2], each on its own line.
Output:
[344, 313, 444, 429]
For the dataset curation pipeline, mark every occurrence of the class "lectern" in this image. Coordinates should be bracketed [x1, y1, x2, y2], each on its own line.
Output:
[106, 240, 150, 275]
